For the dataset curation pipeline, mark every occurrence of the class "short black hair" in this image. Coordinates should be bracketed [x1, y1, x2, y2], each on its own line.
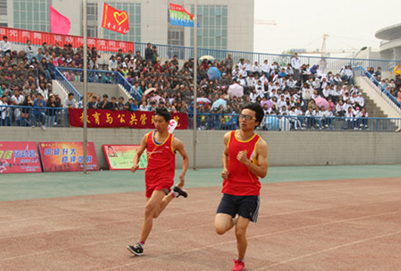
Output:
[155, 108, 171, 122]
[241, 102, 264, 127]
[68, 92, 74, 97]
[103, 94, 108, 98]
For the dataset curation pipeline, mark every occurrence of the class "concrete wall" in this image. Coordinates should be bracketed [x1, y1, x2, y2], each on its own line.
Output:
[1, 128, 400, 169]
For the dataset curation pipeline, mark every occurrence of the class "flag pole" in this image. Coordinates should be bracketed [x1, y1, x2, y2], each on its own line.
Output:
[193, 0, 198, 170]
[83, 0, 88, 174]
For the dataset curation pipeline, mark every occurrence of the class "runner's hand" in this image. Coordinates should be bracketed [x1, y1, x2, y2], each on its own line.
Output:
[237, 151, 249, 164]
[221, 168, 229, 179]
[131, 164, 139, 173]
[177, 173, 185, 188]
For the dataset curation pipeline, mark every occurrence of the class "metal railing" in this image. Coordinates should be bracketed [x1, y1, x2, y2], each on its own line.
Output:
[55, 68, 82, 101]
[0, 105, 69, 128]
[116, 72, 142, 102]
[56, 67, 119, 84]
[188, 113, 401, 132]
[55, 67, 142, 102]
[357, 66, 401, 115]
[133, 42, 400, 73]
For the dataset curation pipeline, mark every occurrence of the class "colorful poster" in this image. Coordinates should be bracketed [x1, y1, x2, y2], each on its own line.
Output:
[102, 3, 129, 35]
[68, 109, 189, 130]
[0, 142, 42, 174]
[0, 27, 134, 53]
[103, 144, 147, 170]
[39, 142, 99, 172]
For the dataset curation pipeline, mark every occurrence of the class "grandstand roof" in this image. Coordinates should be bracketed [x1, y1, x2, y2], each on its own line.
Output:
[375, 23, 401, 41]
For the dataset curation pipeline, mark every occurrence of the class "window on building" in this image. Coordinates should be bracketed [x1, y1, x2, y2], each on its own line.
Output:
[14, 0, 52, 32]
[87, 3, 97, 21]
[0, 0, 7, 16]
[87, 26, 98, 38]
[190, 5, 228, 50]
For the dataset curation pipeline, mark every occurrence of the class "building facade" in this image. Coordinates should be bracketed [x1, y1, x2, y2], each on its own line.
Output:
[375, 23, 401, 62]
[1, 0, 254, 52]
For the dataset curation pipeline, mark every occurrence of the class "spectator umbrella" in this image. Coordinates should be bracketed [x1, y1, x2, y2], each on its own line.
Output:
[314, 97, 330, 109]
[207, 67, 221, 81]
[227, 84, 244, 98]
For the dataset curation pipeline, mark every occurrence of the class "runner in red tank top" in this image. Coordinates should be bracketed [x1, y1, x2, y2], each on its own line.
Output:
[214, 103, 268, 271]
[127, 108, 189, 256]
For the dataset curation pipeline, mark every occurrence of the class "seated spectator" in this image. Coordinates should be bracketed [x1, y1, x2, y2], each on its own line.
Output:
[24, 40, 35, 63]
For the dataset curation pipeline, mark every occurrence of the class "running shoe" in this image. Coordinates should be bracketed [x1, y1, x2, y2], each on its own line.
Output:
[127, 243, 144, 256]
[232, 259, 245, 271]
[173, 185, 188, 198]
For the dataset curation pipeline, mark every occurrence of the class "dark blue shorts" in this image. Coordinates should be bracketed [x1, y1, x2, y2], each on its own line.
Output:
[216, 193, 260, 223]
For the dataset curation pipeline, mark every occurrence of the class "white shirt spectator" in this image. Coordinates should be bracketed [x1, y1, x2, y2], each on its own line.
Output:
[262, 62, 270, 74]
[25, 45, 35, 57]
[287, 79, 296, 89]
[343, 102, 351, 112]
[0, 100, 8, 119]
[246, 77, 256, 87]
[336, 103, 344, 114]
[252, 63, 261, 73]
[291, 57, 301, 70]
[322, 87, 330, 98]
[357, 94, 365, 107]
[240, 67, 247, 78]
[323, 109, 333, 117]
[245, 62, 252, 73]
[277, 98, 287, 109]
[0, 39, 11, 52]
[249, 92, 258, 102]
[63, 97, 77, 108]
[305, 109, 316, 117]
[11, 95, 24, 105]
[302, 87, 313, 100]
[109, 59, 118, 71]
[295, 108, 303, 116]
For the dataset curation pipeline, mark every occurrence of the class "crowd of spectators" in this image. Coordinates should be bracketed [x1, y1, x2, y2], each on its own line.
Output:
[0, 37, 375, 130]
[367, 64, 401, 105]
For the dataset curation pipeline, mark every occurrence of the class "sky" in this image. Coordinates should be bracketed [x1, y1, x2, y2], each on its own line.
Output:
[254, 0, 401, 55]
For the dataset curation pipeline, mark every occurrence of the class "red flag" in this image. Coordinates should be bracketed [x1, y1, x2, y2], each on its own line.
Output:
[101, 3, 129, 35]
[49, 5, 71, 35]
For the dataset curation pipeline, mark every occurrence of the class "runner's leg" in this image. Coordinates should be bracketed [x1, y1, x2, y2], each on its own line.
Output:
[139, 190, 166, 243]
[235, 216, 250, 260]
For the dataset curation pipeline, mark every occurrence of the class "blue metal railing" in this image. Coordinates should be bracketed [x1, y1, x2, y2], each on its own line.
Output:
[133, 42, 400, 72]
[116, 72, 142, 102]
[188, 113, 401, 132]
[55, 67, 142, 102]
[55, 68, 82, 101]
[358, 66, 401, 109]
[56, 67, 119, 84]
[0, 105, 69, 128]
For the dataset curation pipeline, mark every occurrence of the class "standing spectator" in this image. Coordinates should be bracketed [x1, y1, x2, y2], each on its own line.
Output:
[87, 95, 97, 109]
[145, 43, 153, 62]
[46, 94, 57, 127]
[394, 63, 401, 81]
[224, 54, 233, 75]
[152, 45, 158, 65]
[24, 40, 35, 63]
[0, 94, 10, 126]
[97, 94, 111, 110]
[63, 93, 77, 109]
[291, 53, 301, 81]
[0, 35, 11, 58]
[109, 55, 117, 71]
[110, 97, 119, 111]
[117, 97, 125, 110]
[33, 93, 46, 129]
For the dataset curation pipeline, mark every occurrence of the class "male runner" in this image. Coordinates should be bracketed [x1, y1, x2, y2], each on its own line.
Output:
[127, 108, 189, 256]
[214, 102, 268, 271]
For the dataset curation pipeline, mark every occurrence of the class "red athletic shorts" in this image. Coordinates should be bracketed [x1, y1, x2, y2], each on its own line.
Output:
[145, 179, 173, 198]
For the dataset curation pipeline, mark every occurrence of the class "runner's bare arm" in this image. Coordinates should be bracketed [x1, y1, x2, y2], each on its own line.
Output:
[174, 138, 189, 188]
[221, 132, 230, 179]
[237, 139, 268, 178]
[131, 134, 147, 173]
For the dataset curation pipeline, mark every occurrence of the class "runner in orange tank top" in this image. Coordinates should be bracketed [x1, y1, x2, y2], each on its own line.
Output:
[214, 102, 268, 271]
[127, 108, 189, 256]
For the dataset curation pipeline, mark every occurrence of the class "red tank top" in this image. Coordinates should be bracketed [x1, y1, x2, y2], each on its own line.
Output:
[145, 131, 176, 184]
[223, 131, 262, 196]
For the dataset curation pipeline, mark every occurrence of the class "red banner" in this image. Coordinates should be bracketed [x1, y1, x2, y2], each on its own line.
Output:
[102, 3, 129, 35]
[39, 142, 99, 172]
[68, 109, 189, 129]
[0, 142, 42, 174]
[0, 27, 134, 53]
